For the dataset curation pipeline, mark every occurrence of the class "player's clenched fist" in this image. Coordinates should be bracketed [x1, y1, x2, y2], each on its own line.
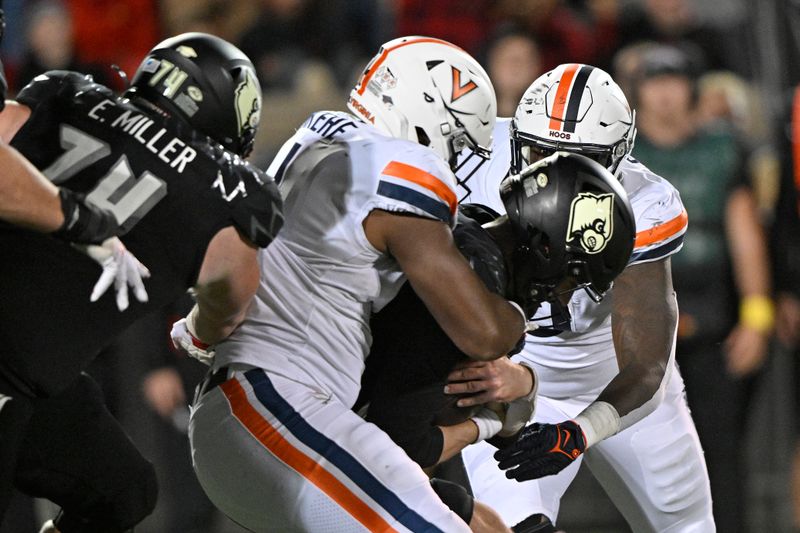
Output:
[494, 420, 586, 481]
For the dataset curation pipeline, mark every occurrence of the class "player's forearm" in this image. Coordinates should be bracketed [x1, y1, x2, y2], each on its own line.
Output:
[437, 421, 479, 464]
[583, 263, 678, 446]
[0, 142, 63, 232]
[726, 187, 771, 298]
[725, 187, 775, 331]
[192, 228, 260, 344]
[190, 297, 248, 345]
[459, 296, 526, 361]
[594, 358, 669, 416]
[601, 306, 675, 412]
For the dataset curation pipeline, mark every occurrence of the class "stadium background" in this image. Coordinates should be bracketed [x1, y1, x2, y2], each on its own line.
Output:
[1, 0, 799, 531]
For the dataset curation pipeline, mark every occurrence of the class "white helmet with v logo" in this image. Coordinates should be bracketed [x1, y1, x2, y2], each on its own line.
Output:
[348, 36, 497, 170]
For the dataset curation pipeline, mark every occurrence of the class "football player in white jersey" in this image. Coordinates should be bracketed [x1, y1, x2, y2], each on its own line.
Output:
[447, 64, 715, 532]
[175, 37, 533, 533]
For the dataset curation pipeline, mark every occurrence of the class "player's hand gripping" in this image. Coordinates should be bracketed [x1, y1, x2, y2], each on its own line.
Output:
[75, 237, 150, 311]
[171, 312, 216, 365]
[494, 420, 586, 481]
[446, 358, 538, 439]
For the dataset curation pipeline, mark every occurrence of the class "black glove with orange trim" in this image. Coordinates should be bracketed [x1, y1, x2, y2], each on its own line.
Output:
[494, 420, 586, 481]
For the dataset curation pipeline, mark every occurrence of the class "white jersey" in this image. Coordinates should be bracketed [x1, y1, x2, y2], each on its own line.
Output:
[456, 118, 688, 399]
[216, 111, 458, 408]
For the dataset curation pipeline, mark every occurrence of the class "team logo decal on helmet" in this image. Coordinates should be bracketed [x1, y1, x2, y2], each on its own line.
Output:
[176, 45, 198, 58]
[567, 192, 614, 254]
[451, 67, 478, 101]
[348, 36, 497, 171]
[235, 70, 261, 139]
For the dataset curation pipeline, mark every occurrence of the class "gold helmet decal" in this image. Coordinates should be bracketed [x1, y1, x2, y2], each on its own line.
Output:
[176, 45, 198, 58]
[567, 192, 614, 253]
[235, 69, 261, 136]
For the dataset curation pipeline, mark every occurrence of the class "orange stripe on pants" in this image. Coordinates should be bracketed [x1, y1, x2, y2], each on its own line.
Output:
[220, 379, 398, 533]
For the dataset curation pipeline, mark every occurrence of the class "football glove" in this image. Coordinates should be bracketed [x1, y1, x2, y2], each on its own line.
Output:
[53, 188, 120, 244]
[494, 420, 586, 481]
[171, 316, 215, 365]
[75, 237, 150, 311]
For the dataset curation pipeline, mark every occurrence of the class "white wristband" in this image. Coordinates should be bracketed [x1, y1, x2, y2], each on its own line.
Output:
[470, 407, 502, 442]
[508, 301, 538, 333]
[574, 401, 621, 449]
[508, 300, 527, 323]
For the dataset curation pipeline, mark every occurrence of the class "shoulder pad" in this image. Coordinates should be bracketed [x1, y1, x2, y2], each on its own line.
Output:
[16, 70, 103, 110]
[620, 162, 688, 265]
[224, 161, 284, 248]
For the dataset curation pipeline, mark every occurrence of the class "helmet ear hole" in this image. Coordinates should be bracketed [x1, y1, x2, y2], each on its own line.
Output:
[531, 230, 551, 260]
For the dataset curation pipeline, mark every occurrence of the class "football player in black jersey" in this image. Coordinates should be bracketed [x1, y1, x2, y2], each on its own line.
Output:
[357, 153, 636, 532]
[0, 33, 283, 532]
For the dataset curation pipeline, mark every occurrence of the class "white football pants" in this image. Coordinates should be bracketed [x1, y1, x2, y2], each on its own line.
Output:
[189, 367, 470, 533]
[462, 371, 715, 532]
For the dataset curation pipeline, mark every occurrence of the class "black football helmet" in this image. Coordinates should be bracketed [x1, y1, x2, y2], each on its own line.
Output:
[126, 32, 261, 157]
[501, 152, 635, 314]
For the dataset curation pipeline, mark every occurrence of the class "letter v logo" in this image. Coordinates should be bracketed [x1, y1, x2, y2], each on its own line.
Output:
[451, 66, 478, 102]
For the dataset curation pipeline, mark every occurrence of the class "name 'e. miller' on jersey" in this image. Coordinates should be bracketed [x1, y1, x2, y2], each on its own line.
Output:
[215, 110, 459, 408]
[456, 118, 688, 399]
[0, 71, 282, 396]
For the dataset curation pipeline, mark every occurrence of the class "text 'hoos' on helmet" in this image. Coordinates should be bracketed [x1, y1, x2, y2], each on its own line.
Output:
[348, 36, 497, 171]
[501, 152, 635, 311]
[512, 64, 636, 176]
[127, 32, 262, 158]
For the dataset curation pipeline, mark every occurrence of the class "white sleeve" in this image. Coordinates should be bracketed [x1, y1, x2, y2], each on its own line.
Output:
[628, 179, 688, 266]
[370, 151, 459, 228]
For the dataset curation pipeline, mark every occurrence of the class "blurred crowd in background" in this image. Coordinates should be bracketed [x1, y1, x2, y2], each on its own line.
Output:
[2, 0, 800, 532]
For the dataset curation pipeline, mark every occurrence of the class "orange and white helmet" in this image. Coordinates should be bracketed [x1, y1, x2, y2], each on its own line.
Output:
[348, 36, 497, 170]
[512, 64, 636, 175]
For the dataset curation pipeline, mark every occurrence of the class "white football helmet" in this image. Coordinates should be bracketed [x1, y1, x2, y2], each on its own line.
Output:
[348, 36, 497, 170]
[512, 64, 636, 175]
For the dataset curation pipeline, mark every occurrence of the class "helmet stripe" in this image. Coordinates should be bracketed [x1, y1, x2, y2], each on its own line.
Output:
[563, 65, 595, 133]
[548, 64, 579, 131]
[356, 37, 466, 96]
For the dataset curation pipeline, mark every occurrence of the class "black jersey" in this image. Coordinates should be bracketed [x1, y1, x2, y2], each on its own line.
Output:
[357, 207, 507, 467]
[0, 71, 283, 396]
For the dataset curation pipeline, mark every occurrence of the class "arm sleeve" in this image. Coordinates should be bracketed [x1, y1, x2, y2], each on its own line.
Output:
[371, 153, 458, 228]
[628, 181, 688, 266]
[229, 165, 284, 248]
